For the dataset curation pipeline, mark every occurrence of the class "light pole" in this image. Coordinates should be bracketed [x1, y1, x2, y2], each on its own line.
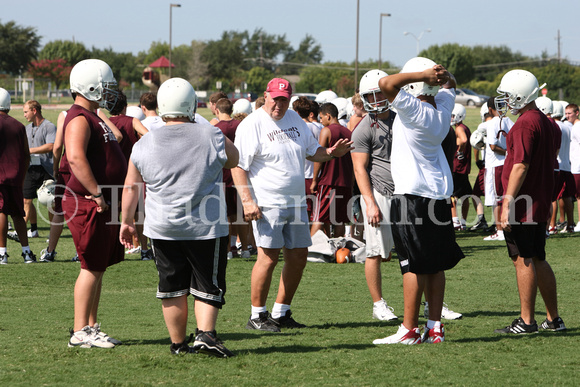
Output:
[169, 3, 181, 78]
[403, 29, 431, 56]
[354, 0, 360, 93]
[378, 13, 391, 69]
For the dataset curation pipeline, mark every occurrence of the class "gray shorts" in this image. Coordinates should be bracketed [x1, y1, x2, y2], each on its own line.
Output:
[252, 206, 312, 249]
[360, 189, 394, 258]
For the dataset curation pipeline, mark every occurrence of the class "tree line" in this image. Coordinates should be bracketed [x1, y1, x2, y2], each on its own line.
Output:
[1, 20, 579, 102]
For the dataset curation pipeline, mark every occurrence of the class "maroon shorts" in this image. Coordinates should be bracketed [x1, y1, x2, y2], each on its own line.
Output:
[53, 172, 70, 215]
[472, 168, 485, 197]
[311, 185, 352, 224]
[62, 195, 124, 272]
[494, 165, 504, 198]
[556, 171, 576, 200]
[573, 173, 580, 198]
[0, 184, 25, 217]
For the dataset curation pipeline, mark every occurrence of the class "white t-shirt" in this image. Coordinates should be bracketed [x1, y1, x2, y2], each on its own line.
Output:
[556, 120, 571, 172]
[485, 116, 514, 168]
[141, 115, 165, 131]
[235, 108, 321, 208]
[195, 113, 210, 125]
[569, 121, 580, 174]
[304, 122, 322, 179]
[475, 122, 487, 161]
[390, 88, 455, 199]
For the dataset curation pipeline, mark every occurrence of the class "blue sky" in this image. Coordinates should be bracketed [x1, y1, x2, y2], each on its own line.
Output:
[4, 0, 579, 68]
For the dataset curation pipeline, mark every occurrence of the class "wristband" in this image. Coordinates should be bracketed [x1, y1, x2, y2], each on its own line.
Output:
[92, 193, 103, 198]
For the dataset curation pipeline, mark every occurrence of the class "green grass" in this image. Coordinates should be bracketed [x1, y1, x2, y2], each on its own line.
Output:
[3, 107, 578, 385]
[1, 203, 580, 386]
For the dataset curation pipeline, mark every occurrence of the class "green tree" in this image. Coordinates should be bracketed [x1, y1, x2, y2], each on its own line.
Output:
[296, 62, 352, 96]
[243, 28, 292, 72]
[245, 67, 274, 93]
[419, 43, 475, 84]
[201, 31, 246, 92]
[90, 47, 141, 87]
[281, 35, 323, 75]
[39, 40, 90, 66]
[0, 20, 41, 74]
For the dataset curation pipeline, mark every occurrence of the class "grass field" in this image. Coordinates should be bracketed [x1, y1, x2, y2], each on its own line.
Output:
[3, 107, 579, 385]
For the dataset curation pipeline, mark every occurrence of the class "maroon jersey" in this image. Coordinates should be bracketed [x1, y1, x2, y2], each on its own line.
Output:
[63, 104, 127, 202]
[453, 123, 472, 175]
[317, 123, 353, 188]
[0, 114, 28, 185]
[110, 114, 138, 163]
[502, 108, 555, 223]
[215, 119, 240, 187]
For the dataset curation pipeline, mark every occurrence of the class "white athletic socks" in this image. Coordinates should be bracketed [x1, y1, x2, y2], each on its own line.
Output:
[251, 305, 267, 319]
[426, 320, 441, 329]
[22, 246, 31, 253]
[271, 303, 290, 319]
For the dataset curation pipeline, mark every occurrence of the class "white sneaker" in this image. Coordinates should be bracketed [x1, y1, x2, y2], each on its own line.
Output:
[93, 323, 122, 345]
[372, 299, 398, 321]
[423, 302, 463, 320]
[373, 324, 422, 345]
[125, 246, 141, 254]
[483, 230, 504, 241]
[574, 223, 580, 232]
[68, 325, 115, 348]
[27, 229, 39, 238]
[227, 251, 233, 260]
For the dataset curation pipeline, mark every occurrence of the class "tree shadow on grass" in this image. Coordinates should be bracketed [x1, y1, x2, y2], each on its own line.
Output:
[234, 342, 374, 355]
[452, 328, 579, 343]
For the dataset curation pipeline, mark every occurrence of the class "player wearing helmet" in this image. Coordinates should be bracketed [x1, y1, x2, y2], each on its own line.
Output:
[120, 78, 238, 357]
[372, 58, 464, 345]
[494, 69, 566, 334]
[450, 103, 472, 231]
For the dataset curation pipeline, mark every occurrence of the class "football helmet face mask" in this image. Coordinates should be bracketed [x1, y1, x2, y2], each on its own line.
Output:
[359, 69, 390, 114]
[451, 103, 466, 125]
[0, 88, 10, 110]
[495, 69, 545, 116]
[315, 90, 338, 104]
[36, 179, 55, 207]
[400, 57, 440, 97]
[157, 78, 197, 121]
[535, 96, 552, 115]
[69, 59, 118, 111]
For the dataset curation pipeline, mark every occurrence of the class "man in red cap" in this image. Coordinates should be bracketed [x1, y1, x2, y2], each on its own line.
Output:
[232, 78, 353, 331]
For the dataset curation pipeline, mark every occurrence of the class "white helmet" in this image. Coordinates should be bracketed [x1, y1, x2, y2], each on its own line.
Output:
[552, 101, 564, 119]
[233, 99, 252, 115]
[70, 59, 118, 111]
[36, 179, 55, 207]
[359, 69, 389, 114]
[331, 97, 349, 119]
[495, 69, 545, 116]
[288, 95, 299, 111]
[479, 102, 488, 122]
[535, 96, 553, 115]
[315, 90, 338, 104]
[470, 129, 486, 151]
[157, 78, 197, 121]
[125, 106, 145, 120]
[346, 97, 354, 119]
[0, 88, 10, 110]
[451, 103, 466, 125]
[400, 57, 440, 97]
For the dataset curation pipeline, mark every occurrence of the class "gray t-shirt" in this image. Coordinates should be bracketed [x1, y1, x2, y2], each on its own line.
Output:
[130, 122, 229, 240]
[351, 112, 395, 196]
[26, 119, 56, 175]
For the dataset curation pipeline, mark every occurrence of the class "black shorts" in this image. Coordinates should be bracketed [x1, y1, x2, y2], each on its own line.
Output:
[452, 173, 473, 198]
[23, 166, 52, 199]
[390, 194, 464, 275]
[504, 222, 547, 260]
[151, 237, 229, 308]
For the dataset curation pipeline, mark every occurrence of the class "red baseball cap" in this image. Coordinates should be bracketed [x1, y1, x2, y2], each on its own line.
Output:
[266, 78, 292, 99]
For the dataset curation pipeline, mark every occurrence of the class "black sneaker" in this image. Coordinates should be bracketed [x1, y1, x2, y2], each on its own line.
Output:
[494, 317, 538, 334]
[141, 249, 154, 261]
[170, 334, 196, 355]
[268, 310, 306, 329]
[483, 224, 496, 234]
[22, 251, 37, 263]
[192, 329, 234, 358]
[540, 317, 567, 331]
[469, 218, 489, 232]
[246, 312, 281, 332]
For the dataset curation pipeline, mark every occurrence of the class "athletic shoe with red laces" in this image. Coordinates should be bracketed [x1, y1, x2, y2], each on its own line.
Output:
[373, 324, 422, 345]
[422, 324, 445, 343]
